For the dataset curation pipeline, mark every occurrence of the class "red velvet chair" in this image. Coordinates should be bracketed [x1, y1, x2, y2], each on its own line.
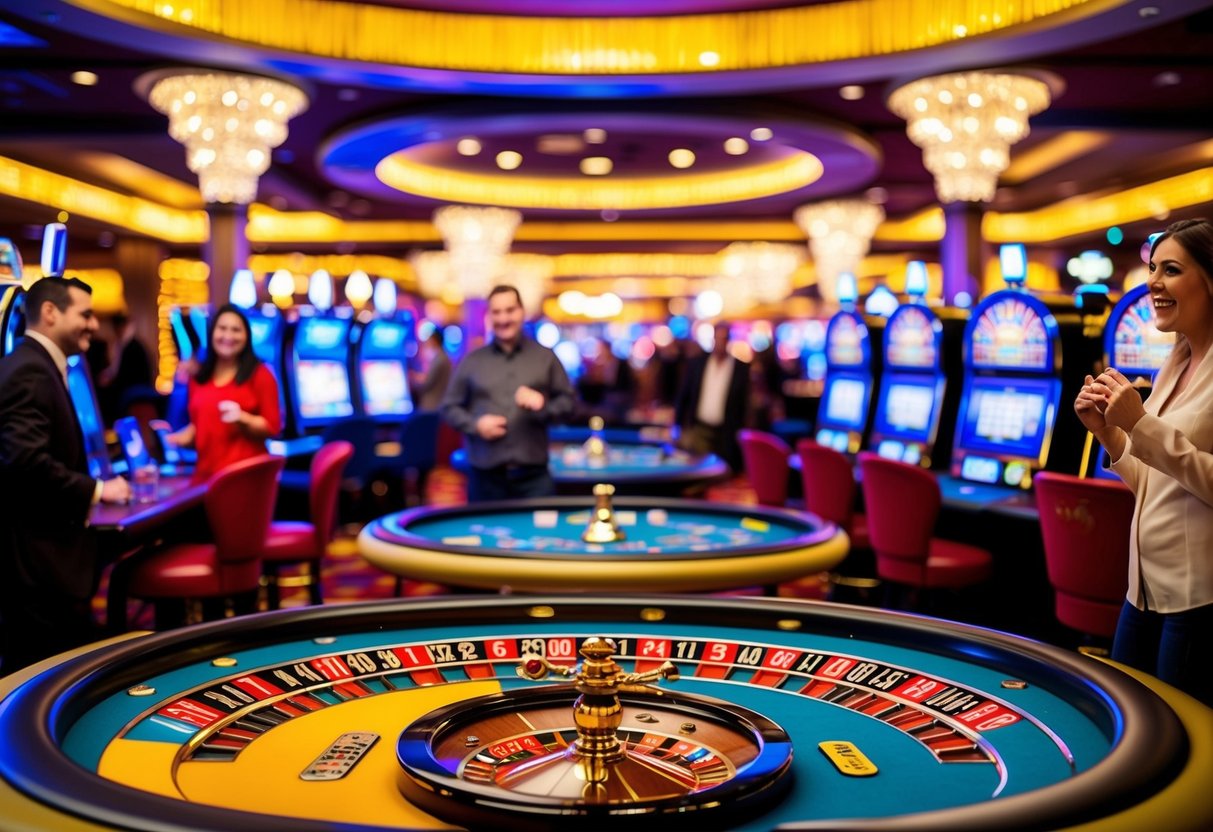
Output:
[738, 429, 791, 507]
[262, 441, 353, 609]
[796, 439, 869, 550]
[857, 452, 992, 602]
[125, 455, 285, 628]
[1033, 471, 1132, 638]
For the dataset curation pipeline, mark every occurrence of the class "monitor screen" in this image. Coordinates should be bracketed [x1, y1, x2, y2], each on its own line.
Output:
[884, 306, 940, 369]
[360, 359, 413, 417]
[65, 356, 110, 478]
[366, 320, 406, 353]
[968, 295, 1054, 372]
[114, 416, 153, 471]
[825, 313, 867, 368]
[1000, 243, 1027, 283]
[875, 378, 939, 440]
[248, 315, 279, 362]
[957, 377, 1057, 458]
[298, 317, 349, 355]
[295, 359, 354, 420]
[1110, 291, 1175, 375]
[821, 377, 867, 429]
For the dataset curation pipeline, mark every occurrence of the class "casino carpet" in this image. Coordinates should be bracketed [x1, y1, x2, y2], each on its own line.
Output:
[96, 466, 831, 631]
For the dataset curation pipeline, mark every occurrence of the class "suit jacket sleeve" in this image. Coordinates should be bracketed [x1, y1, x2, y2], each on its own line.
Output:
[0, 359, 95, 523]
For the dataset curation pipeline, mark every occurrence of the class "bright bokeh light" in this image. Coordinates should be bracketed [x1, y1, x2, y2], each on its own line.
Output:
[535, 321, 560, 348]
[694, 290, 723, 319]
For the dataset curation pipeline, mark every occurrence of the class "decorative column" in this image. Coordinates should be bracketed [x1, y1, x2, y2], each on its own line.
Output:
[142, 69, 307, 306]
[888, 70, 1053, 304]
[115, 236, 166, 376]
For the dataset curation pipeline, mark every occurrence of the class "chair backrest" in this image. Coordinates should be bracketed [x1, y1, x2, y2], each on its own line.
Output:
[398, 410, 441, 469]
[204, 454, 286, 564]
[738, 429, 791, 507]
[320, 417, 380, 485]
[1033, 471, 1132, 630]
[796, 439, 857, 528]
[309, 440, 354, 547]
[857, 451, 940, 563]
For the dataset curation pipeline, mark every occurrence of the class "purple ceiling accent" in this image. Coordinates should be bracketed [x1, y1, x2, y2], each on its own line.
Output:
[319, 105, 881, 215]
[371, 0, 810, 15]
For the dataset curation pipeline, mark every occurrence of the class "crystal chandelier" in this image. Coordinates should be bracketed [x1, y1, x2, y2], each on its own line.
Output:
[887, 71, 1052, 204]
[145, 71, 308, 205]
[433, 205, 523, 299]
[502, 253, 554, 316]
[409, 250, 456, 302]
[718, 241, 803, 308]
[794, 200, 885, 303]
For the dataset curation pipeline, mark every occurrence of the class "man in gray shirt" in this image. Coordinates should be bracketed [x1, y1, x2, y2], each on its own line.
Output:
[441, 284, 576, 501]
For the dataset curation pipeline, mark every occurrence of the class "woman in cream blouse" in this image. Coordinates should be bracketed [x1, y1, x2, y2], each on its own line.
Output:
[1076, 217, 1213, 707]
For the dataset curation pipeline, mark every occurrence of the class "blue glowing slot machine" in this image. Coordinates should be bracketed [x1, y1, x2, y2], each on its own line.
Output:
[950, 245, 1062, 490]
[354, 317, 414, 422]
[1082, 282, 1175, 479]
[65, 354, 114, 479]
[869, 303, 946, 467]
[245, 304, 288, 418]
[286, 312, 355, 431]
[0, 237, 25, 356]
[814, 307, 874, 455]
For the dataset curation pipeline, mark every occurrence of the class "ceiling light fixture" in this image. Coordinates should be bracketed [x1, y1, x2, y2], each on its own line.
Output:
[495, 150, 522, 170]
[794, 199, 885, 302]
[433, 205, 522, 299]
[579, 157, 613, 176]
[750, 127, 774, 142]
[839, 85, 864, 100]
[584, 128, 607, 144]
[888, 70, 1053, 203]
[668, 148, 696, 169]
[723, 137, 749, 155]
[144, 70, 308, 204]
[71, 70, 98, 86]
[456, 137, 482, 156]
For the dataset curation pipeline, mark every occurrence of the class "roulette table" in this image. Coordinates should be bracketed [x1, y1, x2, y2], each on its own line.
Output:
[1, 596, 1210, 831]
[356, 496, 847, 592]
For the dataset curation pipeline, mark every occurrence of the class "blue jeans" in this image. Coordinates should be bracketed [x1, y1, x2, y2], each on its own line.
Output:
[1111, 599, 1213, 707]
[466, 465, 554, 503]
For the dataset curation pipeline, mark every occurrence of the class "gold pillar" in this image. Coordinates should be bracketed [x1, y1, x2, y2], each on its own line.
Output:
[204, 203, 249, 309]
[115, 236, 167, 377]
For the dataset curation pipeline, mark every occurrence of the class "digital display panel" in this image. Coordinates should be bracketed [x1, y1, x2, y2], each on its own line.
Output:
[875, 379, 938, 441]
[1110, 291, 1175, 375]
[114, 416, 153, 471]
[295, 359, 354, 420]
[825, 312, 867, 368]
[368, 321, 405, 351]
[821, 377, 867, 429]
[969, 296, 1054, 372]
[885, 306, 939, 369]
[66, 356, 110, 478]
[957, 377, 1057, 459]
[999, 243, 1027, 283]
[359, 360, 412, 417]
[249, 316, 277, 360]
[299, 318, 348, 354]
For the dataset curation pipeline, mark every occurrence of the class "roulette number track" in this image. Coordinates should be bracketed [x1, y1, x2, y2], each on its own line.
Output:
[1, 596, 1211, 831]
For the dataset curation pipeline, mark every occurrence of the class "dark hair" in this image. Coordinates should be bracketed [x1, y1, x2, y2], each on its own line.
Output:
[195, 304, 260, 385]
[25, 276, 91, 325]
[488, 284, 523, 309]
[1149, 218, 1213, 286]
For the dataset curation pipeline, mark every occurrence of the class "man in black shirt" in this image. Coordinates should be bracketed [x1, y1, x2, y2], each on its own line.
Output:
[441, 285, 576, 501]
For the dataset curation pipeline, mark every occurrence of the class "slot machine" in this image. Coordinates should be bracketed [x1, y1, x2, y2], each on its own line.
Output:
[813, 275, 879, 454]
[352, 278, 414, 423]
[867, 262, 961, 467]
[0, 236, 25, 356]
[285, 311, 356, 433]
[1081, 282, 1175, 478]
[948, 244, 1065, 493]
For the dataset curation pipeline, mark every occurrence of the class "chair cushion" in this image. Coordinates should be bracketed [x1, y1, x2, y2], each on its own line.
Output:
[1055, 593, 1121, 639]
[264, 521, 318, 561]
[128, 542, 222, 598]
[877, 539, 992, 589]
[848, 513, 870, 550]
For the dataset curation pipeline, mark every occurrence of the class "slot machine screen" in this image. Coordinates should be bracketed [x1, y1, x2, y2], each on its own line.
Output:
[820, 377, 867, 429]
[884, 306, 939, 369]
[248, 316, 277, 364]
[114, 416, 153, 472]
[359, 360, 412, 417]
[968, 296, 1055, 372]
[295, 360, 354, 420]
[874, 378, 938, 441]
[65, 356, 111, 478]
[825, 313, 866, 367]
[957, 377, 1056, 459]
[1110, 290, 1175, 376]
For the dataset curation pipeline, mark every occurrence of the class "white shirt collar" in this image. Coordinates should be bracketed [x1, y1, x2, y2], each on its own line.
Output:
[24, 329, 70, 383]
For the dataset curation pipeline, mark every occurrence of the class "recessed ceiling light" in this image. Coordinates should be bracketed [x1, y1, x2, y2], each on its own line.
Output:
[337, 88, 359, 102]
[750, 127, 773, 142]
[668, 148, 696, 169]
[496, 150, 523, 170]
[865, 186, 888, 204]
[456, 137, 482, 156]
[70, 70, 98, 86]
[1138, 6, 1160, 18]
[698, 51, 720, 67]
[583, 128, 607, 144]
[1153, 71, 1181, 87]
[839, 85, 864, 101]
[723, 137, 749, 155]
[580, 156, 613, 176]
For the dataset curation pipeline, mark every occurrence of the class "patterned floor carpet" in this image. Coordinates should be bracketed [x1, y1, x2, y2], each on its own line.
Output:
[100, 465, 832, 631]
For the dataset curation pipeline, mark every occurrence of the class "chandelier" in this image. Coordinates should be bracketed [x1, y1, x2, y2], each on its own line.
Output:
[502, 253, 554, 316]
[433, 205, 522, 299]
[718, 241, 803, 308]
[410, 250, 457, 302]
[145, 71, 308, 205]
[794, 200, 884, 303]
[887, 71, 1052, 204]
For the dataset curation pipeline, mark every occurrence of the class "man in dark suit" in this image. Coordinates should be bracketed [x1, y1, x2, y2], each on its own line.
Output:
[0, 277, 131, 675]
[675, 321, 751, 471]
